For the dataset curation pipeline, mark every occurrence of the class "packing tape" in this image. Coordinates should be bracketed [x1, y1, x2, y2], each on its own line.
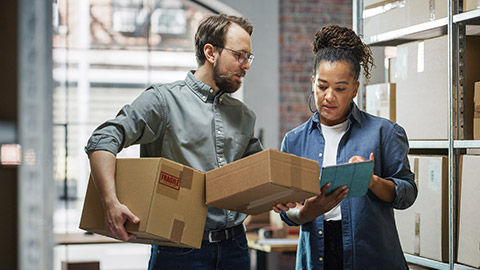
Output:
[180, 167, 193, 190]
[290, 155, 302, 188]
[414, 213, 420, 255]
[170, 219, 185, 243]
[429, 0, 435, 21]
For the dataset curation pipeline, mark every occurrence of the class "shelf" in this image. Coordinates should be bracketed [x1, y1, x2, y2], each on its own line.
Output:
[404, 254, 449, 270]
[363, 18, 448, 46]
[454, 263, 480, 270]
[409, 140, 449, 149]
[454, 9, 480, 24]
[454, 140, 480, 148]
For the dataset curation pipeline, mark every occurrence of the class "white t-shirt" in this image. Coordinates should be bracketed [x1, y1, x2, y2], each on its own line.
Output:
[321, 120, 348, 221]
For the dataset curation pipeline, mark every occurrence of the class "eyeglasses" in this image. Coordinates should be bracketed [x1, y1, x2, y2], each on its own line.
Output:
[218, 46, 254, 65]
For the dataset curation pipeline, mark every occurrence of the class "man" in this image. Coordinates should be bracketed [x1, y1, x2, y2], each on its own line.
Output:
[84, 14, 262, 270]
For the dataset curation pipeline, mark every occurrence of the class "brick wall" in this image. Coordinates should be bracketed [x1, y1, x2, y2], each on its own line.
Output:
[279, 0, 352, 144]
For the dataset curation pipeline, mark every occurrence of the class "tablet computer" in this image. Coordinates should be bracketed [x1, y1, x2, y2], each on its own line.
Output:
[319, 160, 374, 198]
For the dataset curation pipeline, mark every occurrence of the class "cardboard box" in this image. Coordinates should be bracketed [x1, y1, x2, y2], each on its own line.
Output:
[366, 83, 396, 121]
[363, 0, 447, 38]
[395, 155, 448, 262]
[464, 0, 480, 12]
[458, 155, 480, 268]
[474, 82, 480, 140]
[79, 158, 208, 248]
[394, 36, 480, 140]
[205, 149, 320, 215]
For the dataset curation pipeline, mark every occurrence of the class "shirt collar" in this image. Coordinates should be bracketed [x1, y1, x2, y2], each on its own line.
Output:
[185, 70, 224, 103]
[310, 101, 362, 131]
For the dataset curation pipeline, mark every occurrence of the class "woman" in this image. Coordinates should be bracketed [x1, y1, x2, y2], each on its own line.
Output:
[274, 25, 417, 270]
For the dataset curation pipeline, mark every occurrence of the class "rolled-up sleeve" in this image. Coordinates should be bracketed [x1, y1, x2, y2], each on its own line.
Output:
[85, 87, 168, 156]
[382, 123, 417, 210]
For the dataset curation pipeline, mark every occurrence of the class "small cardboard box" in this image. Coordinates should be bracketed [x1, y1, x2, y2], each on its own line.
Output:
[79, 158, 208, 248]
[458, 155, 480, 268]
[464, 0, 480, 12]
[205, 149, 320, 215]
[395, 155, 448, 262]
[366, 83, 396, 122]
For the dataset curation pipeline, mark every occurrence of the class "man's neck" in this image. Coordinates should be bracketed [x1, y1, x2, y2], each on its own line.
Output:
[194, 65, 219, 92]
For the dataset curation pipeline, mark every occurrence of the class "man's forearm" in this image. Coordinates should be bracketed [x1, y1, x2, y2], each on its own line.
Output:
[88, 150, 118, 207]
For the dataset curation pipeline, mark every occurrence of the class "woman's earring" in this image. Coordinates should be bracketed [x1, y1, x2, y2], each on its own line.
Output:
[308, 92, 317, 113]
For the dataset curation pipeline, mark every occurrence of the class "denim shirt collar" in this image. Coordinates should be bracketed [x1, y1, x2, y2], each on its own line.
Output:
[185, 70, 225, 103]
[310, 101, 362, 132]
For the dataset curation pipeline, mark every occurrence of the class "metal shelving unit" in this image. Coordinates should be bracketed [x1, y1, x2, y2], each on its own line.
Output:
[354, 1, 480, 269]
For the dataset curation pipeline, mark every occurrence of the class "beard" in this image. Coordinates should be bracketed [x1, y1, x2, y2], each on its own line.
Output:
[213, 61, 245, 94]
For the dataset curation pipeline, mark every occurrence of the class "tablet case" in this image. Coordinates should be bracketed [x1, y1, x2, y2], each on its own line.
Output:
[319, 160, 374, 198]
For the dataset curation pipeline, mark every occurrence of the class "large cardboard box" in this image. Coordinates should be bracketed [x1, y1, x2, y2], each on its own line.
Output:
[395, 155, 448, 262]
[394, 36, 480, 140]
[363, 0, 447, 38]
[79, 158, 208, 248]
[366, 83, 396, 121]
[205, 149, 320, 215]
[474, 82, 480, 140]
[458, 155, 480, 268]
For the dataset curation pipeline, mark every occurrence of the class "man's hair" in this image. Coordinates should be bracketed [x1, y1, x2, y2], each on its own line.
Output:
[194, 14, 253, 66]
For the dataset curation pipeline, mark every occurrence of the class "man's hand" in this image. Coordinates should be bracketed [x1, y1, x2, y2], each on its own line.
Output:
[104, 201, 140, 241]
[272, 201, 298, 214]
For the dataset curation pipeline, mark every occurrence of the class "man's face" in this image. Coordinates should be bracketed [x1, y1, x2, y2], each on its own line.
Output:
[213, 23, 252, 93]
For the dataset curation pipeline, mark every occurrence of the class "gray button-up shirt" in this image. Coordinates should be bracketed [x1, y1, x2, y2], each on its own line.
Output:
[85, 71, 263, 231]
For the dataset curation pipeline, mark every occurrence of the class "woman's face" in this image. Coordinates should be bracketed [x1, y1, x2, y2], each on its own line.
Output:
[312, 60, 359, 126]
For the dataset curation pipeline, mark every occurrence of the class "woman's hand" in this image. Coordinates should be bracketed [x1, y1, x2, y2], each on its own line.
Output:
[348, 153, 396, 203]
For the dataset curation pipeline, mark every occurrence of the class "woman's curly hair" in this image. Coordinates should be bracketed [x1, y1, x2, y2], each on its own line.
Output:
[312, 25, 374, 80]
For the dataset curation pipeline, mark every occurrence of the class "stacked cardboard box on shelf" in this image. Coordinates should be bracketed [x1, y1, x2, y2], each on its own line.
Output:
[366, 83, 396, 121]
[392, 35, 480, 140]
[395, 155, 448, 262]
[464, 0, 480, 12]
[458, 155, 480, 268]
[363, 0, 447, 38]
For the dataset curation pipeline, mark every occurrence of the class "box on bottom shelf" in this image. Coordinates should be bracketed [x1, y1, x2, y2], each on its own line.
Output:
[458, 155, 480, 268]
[395, 155, 448, 262]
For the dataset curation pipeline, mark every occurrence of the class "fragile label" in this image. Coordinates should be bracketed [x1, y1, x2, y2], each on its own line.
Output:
[428, 160, 442, 192]
[159, 171, 181, 191]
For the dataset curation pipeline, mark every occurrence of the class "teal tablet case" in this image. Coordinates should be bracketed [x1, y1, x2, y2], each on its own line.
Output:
[319, 160, 374, 198]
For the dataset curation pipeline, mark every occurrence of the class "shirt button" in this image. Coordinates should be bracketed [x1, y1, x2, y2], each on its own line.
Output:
[202, 95, 206, 100]
[219, 98, 223, 102]
[319, 153, 323, 157]
[209, 89, 214, 93]
[318, 230, 323, 235]
[319, 257, 323, 262]
[227, 210, 231, 214]
[218, 157, 223, 162]
[217, 130, 222, 135]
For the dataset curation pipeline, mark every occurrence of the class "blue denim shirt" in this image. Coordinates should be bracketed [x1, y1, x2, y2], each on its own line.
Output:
[280, 102, 417, 270]
[85, 71, 263, 231]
